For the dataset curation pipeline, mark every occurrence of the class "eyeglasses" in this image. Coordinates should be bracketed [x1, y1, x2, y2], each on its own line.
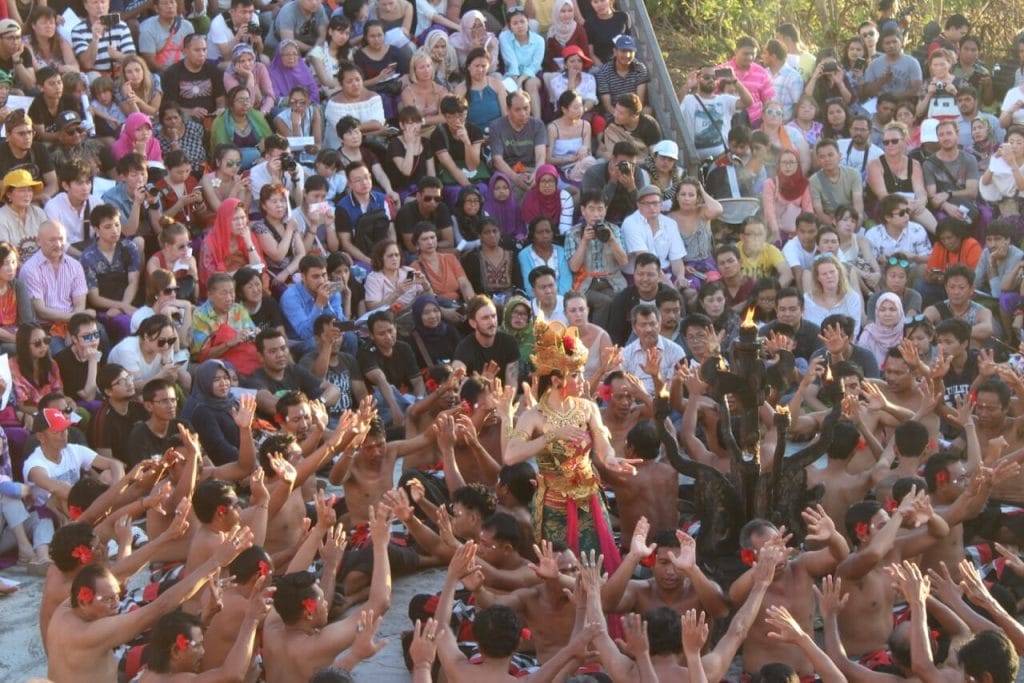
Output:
[700, 73, 715, 80]
[113, 375, 134, 386]
[906, 313, 928, 325]
[463, 197, 481, 204]
[824, 97, 845, 106]
[78, 331, 100, 342]
[31, 336, 52, 348]
[60, 407, 73, 415]
[861, 30, 877, 38]
[882, 138, 902, 146]
[92, 593, 121, 605]
[156, 336, 178, 347]
[422, 195, 442, 203]
[162, 286, 179, 296]
[889, 209, 910, 217]
[764, 108, 784, 116]
[887, 256, 910, 267]
[66, 127, 85, 136]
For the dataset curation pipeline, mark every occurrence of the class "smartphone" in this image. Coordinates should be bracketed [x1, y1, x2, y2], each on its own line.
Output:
[714, 67, 732, 80]
[310, 201, 330, 214]
[406, 271, 415, 282]
[328, 280, 344, 294]
[334, 320, 357, 332]
[387, 62, 398, 70]
[100, 12, 120, 26]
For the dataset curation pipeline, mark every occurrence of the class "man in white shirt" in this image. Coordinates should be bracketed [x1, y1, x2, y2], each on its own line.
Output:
[207, 0, 264, 61]
[45, 157, 104, 257]
[679, 64, 753, 174]
[781, 212, 820, 291]
[837, 115, 883, 181]
[249, 135, 305, 211]
[621, 185, 687, 287]
[528, 266, 567, 325]
[621, 302, 687, 395]
[863, 194, 932, 282]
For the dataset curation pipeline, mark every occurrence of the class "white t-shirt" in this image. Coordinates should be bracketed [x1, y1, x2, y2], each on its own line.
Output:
[782, 238, 816, 270]
[207, 14, 236, 61]
[836, 138, 883, 179]
[23, 444, 98, 506]
[1001, 87, 1024, 127]
[108, 336, 168, 383]
[680, 93, 739, 162]
[621, 212, 687, 274]
[622, 336, 687, 394]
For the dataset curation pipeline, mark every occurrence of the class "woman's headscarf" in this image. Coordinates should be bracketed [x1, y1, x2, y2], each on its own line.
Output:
[228, 42, 257, 80]
[181, 359, 238, 422]
[205, 198, 265, 273]
[857, 292, 905, 368]
[412, 294, 449, 341]
[450, 11, 493, 63]
[521, 165, 562, 227]
[268, 39, 320, 103]
[112, 112, 163, 161]
[777, 150, 809, 201]
[485, 172, 524, 240]
[455, 185, 486, 242]
[424, 29, 458, 81]
[548, 0, 578, 46]
[501, 294, 535, 360]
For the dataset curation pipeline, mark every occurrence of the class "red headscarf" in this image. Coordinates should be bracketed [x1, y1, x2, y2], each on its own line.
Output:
[776, 150, 809, 201]
[206, 198, 264, 273]
[521, 165, 563, 226]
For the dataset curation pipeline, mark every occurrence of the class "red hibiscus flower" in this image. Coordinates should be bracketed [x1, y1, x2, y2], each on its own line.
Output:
[562, 335, 576, 354]
[935, 470, 949, 485]
[597, 384, 613, 402]
[460, 400, 474, 416]
[71, 544, 93, 565]
[640, 554, 656, 568]
[856, 439, 866, 451]
[68, 505, 83, 520]
[426, 378, 438, 393]
[77, 586, 95, 605]
[740, 548, 756, 566]
[855, 522, 870, 539]
[884, 498, 898, 513]
[520, 628, 532, 640]
[257, 560, 270, 577]
[217, 505, 228, 517]
[175, 634, 190, 651]
[302, 598, 318, 614]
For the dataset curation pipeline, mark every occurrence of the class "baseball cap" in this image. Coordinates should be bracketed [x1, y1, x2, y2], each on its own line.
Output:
[32, 408, 75, 433]
[613, 35, 636, 51]
[651, 140, 679, 160]
[0, 19, 20, 37]
[638, 184, 661, 200]
[0, 70, 13, 86]
[57, 110, 82, 129]
[920, 118, 939, 143]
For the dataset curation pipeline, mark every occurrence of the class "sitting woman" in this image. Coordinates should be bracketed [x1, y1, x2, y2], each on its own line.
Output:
[211, 86, 273, 171]
[518, 216, 571, 297]
[547, 91, 594, 183]
[804, 226, 861, 293]
[154, 150, 207, 227]
[323, 61, 386, 149]
[968, 117, 998, 172]
[501, 294, 535, 379]
[498, 8, 545, 118]
[450, 10, 499, 67]
[563, 290, 612, 389]
[760, 99, 811, 176]
[198, 198, 267, 294]
[273, 86, 324, 166]
[400, 50, 448, 136]
[234, 266, 285, 335]
[130, 269, 194, 347]
[364, 240, 430, 316]
[543, 0, 591, 72]
[484, 172, 524, 243]
[834, 205, 881, 295]
[267, 39, 321, 108]
[802, 253, 863, 336]
[858, 293, 906, 369]
[645, 140, 683, 207]
[387, 106, 436, 199]
[191, 272, 261, 374]
[108, 314, 191, 391]
[424, 29, 460, 90]
[328, 251, 366, 320]
[747, 277, 779, 326]
[980, 124, 1024, 236]
[666, 178, 722, 286]
[147, 221, 199, 303]
[822, 98, 850, 140]
[409, 294, 461, 368]
[456, 48, 507, 132]
[354, 20, 405, 117]
[223, 43, 276, 116]
[866, 121, 936, 231]
[116, 55, 162, 118]
[866, 253, 922, 321]
[180, 359, 241, 466]
[156, 102, 208, 176]
[791, 95, 824, 148]
[112, 112, 163, 163]
[25, 7, 77, 75]
[412, 223, 476, 310]
[696, 279, 741, 353]
[309, 15, 353, 99]
[462, 217, 522, 304]
[762, 148, 813, 244]
[251, 184, 307, 288]
[452, 186, 488, 252]
[10, 323, 62, 428]
[0, 242, 35, 349]
[521, 165, 575, 237]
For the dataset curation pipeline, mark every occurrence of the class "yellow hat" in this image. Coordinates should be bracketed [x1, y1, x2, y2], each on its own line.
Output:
[530, 318, 588, 376]
[0, 169, 43, 202]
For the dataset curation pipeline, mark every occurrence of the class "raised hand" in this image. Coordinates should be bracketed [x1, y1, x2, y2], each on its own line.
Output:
[681, 608, 709, 653]
[753, 542, 784, 585]
[232, 393, 258, 430]
[454, 414, 480, 445]
[433, 413, 457, 451]
[143, 479, 173, 516]
[409, 618, 441, 670]
[812, 574, 848, 618]
[114, 513, 133, 551]
[482, 360, 500, 384]
[859, 382, 890, 411]
[765, 604, 807, 643]
[368, 502, 392, 546]
[319, 523, 347, 569]
[348, 609, 388, 661]
[946, 393, 975, 430]
[897, 338, 922, 370]
[929, 350, 952, 379]
[493, 379, 518, 421]
[642, 347, 662, 381]
[521, 379, 538, 410]
[614, 612, 650, 659]
[801, 505, 837, 544]
[266, 452, 297, 484]
[605, 454, 641, 476]
[449, 540, 479, 580]
[245, 575, 275, 622]
[247, 467, 269, 506]
[528, 539, 561, 580]
[888, 560, 930, 605]
[161, 498, 192, 540]
[579, 549, 604, 593]
[629, 517, 657, 561]
[382, 487, 414, 523]
[926, 561, 964, 606]
[669, 530, 697, 572]
[817, 323, 847, 355]
[313, 491, 338, 533]
[994, 543, 1024, 576]
[214, 526, 255, 566]
[435, 505, 458, 548]
[958, 558, 995, 606]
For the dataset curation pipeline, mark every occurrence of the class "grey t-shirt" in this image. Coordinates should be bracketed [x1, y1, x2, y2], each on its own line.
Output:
[863, 54, 922, 95]
[922, 151, 980, 193]
[138, 15, 194, 66]
[270, 0, 328, 50]
[488, 116, 547, 169]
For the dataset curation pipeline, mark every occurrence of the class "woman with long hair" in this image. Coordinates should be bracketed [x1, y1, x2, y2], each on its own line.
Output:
[146, 222, 199, 303]
[309, 14, 353, 98]
[805, 51, 854, 111]
[894, 101, 922, 152]
[547, 91, 593, 182]
[116, 55, 162, 118]
[323, 61, 386, 149]
[108, 313, 190, 389]
[822, 98, 850, 139]
[25, 6, 76, 73]
[251, 184, 306, 287]
[364, 239, 429, 313]
[762, 148, 813, 244]
[563, 290, 611, 384]
[354, 19, 405, 116]
[584, 0, 629, 65]
[498, 7, 545, 118]
[234, 266, 285, 335]
[210, 86, 272, 171]
[200, 145, 253, 213]
[841, 36, 867, 94]
[130, 268, 193, 345]
[803, 253, 863, 335]
[866, 121, 937, 231]
[10, 323, 61, 426]
[387, 105, 436, 198]
[462, 217, 520, 302]
[696, 279, 740, 352]
[503, 317, 636, 573]
[833, 205, 880, 293]
[0, 242, 33, 346]
[223, 43, 275, 115]
[456, 47, 507, 131]
[199, 198, 266, 292]
[666, 177, 722, 287]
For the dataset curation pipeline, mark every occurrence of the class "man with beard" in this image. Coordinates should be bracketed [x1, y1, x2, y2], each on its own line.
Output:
[837, 115, 883, 181]
[453, 295, 519, 387]
[680, 64, 753, 174]
[923, 119, 980, 225]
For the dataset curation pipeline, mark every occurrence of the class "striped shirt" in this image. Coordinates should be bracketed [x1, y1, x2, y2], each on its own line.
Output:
[595, 61, 650, 103]
[20, 250, 89, 319]
[71, 19, 137, 75]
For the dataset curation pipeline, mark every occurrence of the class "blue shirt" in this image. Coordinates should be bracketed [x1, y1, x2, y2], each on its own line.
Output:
[279, 282, 346, 350]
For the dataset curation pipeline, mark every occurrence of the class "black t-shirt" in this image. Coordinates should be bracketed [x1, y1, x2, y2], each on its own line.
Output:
[630, 114, 663, 148]
[127, 419, 186, 466]
[94, 400, 149, 466]
[249, 297, 285, 333]
[242, 364, 325, 402]
[395, 200, 452, 238]
[357, 341, 419, 394]
[55, 347, 95, 402]
[298, 350, 363, 417]
[0, 50, 33, 84]
[28, 95, 84, 135]
[162, 61, 226, 113]
[430, 122, 485, 169]
[453, 331, 519, 375]
[0, 140, 54, 180]
[385, 137, 435, 192]
[761, 319, 822, 361]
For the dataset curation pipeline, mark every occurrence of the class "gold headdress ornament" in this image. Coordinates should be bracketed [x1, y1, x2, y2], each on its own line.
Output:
[530, 315, 588, 376]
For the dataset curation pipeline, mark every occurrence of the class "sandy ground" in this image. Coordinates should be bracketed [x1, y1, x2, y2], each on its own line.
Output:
[0, 562, 447, 683]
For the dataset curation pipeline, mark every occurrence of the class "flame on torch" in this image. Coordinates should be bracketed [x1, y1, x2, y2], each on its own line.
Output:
[741, 307, 757, 329]
[825, 364, 833, 383]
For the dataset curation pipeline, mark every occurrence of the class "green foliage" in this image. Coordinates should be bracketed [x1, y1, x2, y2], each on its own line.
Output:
[652, 0, 1024, 66]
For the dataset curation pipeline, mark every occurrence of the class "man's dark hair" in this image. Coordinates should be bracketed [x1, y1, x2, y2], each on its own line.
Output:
[439, 94, 467, 114]
[611, 140, 639, 159]
[272, 571, 320, 625]
[714, 243, 741, 261]
[765, 39, 787, 61]
[67, 478, 107, 522]
[142, 378, 175, 403]
[645, 606, 683, 655]
[50, 522, 97, 572]
[263, 134, 289, 154]
[481, 512, 522, 547]
[736, 36, 758, 50]
[228, 545, 273, 584]
[775, 286, 802, 307]
[466, 294, 495, 321]
[729, 125, 752, 145]
[145, 611, 204, 673]
[752, 663, 799, 683]
[878, 193, 909, 218]
[474, 605, 522, 658]
[70, 563, 114, 607]
[367, 310, 395, 334]
[90, 203, 119, 227]
[977, 377, 1011, 409]
[192, 479, 237, 523]
[299, 254, 327, 274]
[820, 314, 855, 338]
[655, 287, 683, 308]
[418, 176, 443, 192]
[893, 420, 929, 457]
[97, 363, 128, 394]
[57, 159, 92, 184]
[580, 190, 605, 206]
[115, 152, 146, 175]
[815, 138, 840, 154]
[934, 318, 971, 344]
[528, 265, 557, 288]
[626, 421, 659, 460]
[959, 630, 1019, 683]
[68, 312, 98, 337]
[681, 312, 714, 336]
[827, 419, 861, 460]
[635, 251, 661, 270]
[845, 500, 882, 544]
[923, 451, 964, 492]
[498, 463, 536, 506]
[943, 262, 975, 286]
[452, 483, 497, 519]
[945, 13, 969, 30]
[255, 327, 287, 354]
[313, 313, 340, 337]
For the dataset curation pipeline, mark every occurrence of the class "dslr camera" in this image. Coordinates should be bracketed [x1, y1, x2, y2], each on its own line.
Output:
[279, 154, 298, 173]
[594, 223, 612, 243]
[934, 82, 946, 92]
[616, 160, 632, 174]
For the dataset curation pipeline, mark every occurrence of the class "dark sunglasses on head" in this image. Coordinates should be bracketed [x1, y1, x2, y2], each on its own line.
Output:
[888, 256, 910, 267]
[907, 313, 928, 324]
[163, 286, 178, 296]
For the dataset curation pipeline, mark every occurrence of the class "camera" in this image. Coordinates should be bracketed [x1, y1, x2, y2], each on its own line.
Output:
[100, 13, 120, 27]
[935, 81, 946, 92]
[144, 183, 161, 197]
[714, 67, 733, 80]
[616, 160, 632, 174]
[822, 62, 839, 74]
[853, 57, 867, 70]
[279, 154, 297, 173]
[595, 224, 612, 243]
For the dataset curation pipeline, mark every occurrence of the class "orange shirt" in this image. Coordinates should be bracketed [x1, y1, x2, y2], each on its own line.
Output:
[926, 237, 982, 272]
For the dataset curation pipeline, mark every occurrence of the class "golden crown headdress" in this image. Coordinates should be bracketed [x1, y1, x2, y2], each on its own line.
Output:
[530, 317, 588, 376]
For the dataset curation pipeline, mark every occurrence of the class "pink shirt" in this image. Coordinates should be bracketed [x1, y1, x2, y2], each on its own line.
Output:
[20, 250, 88, 321]
[725, 58, 775, 124]
[224, 64, 277, 114]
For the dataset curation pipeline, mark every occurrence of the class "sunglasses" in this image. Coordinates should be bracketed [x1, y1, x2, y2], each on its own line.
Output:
[764, 108, 784, 116]
[889, 209, 910, 217]
[224, 160, 240, 168]
[888, 256, 910, 267]
[162, 286, 178, 296]
[882, 138, 902, 146]
[78, 331, 100, 342]
[67, 127, 85, 136]
[422, 195, 441, 203]
[32, 336, 52, 348]
[156, 336, 177, 347]
[907, 313, 928, 324]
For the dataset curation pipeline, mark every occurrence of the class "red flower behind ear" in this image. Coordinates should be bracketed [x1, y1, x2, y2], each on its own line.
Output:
[175, 633, 190, 651]
[257, 560, 270, 577]
[77, 586, 94, 605]
[740, 548, 756, 566]
[426, 378, 438, 393]
[217, 505, 228, 516]
[68, 505, 82, 520]
[855, 522, 870, 539]
[562, 335, 576, 354]
[856, 438, 866, 450]
[302, 597, 318, 615]
[597, 384, 613, 402]
[884, 498, 898, 513]
[71, 544, 93, 565]
[460, 400, 474, 416]
[640, 554, 656, 568]
[520, 627, 532, 640]
[936, 470, 949, 485]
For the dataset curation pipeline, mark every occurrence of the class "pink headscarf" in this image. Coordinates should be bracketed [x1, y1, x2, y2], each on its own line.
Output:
[521, 164, 563, 227]
[857, 292, 906, 368]
[112, 112, 163, 162]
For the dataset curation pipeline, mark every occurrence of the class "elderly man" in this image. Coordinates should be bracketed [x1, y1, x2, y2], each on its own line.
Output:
[21, 221, 91, 353]
[622, 185, 688, 289]
[621, 303, 686, 395]
[490, 91, 547, 196]
[48, 112, 115, 180]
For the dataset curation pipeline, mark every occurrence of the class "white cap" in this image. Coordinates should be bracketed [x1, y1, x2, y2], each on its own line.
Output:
[651, 139, 679, 160]
[920, 118, 940, 143]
